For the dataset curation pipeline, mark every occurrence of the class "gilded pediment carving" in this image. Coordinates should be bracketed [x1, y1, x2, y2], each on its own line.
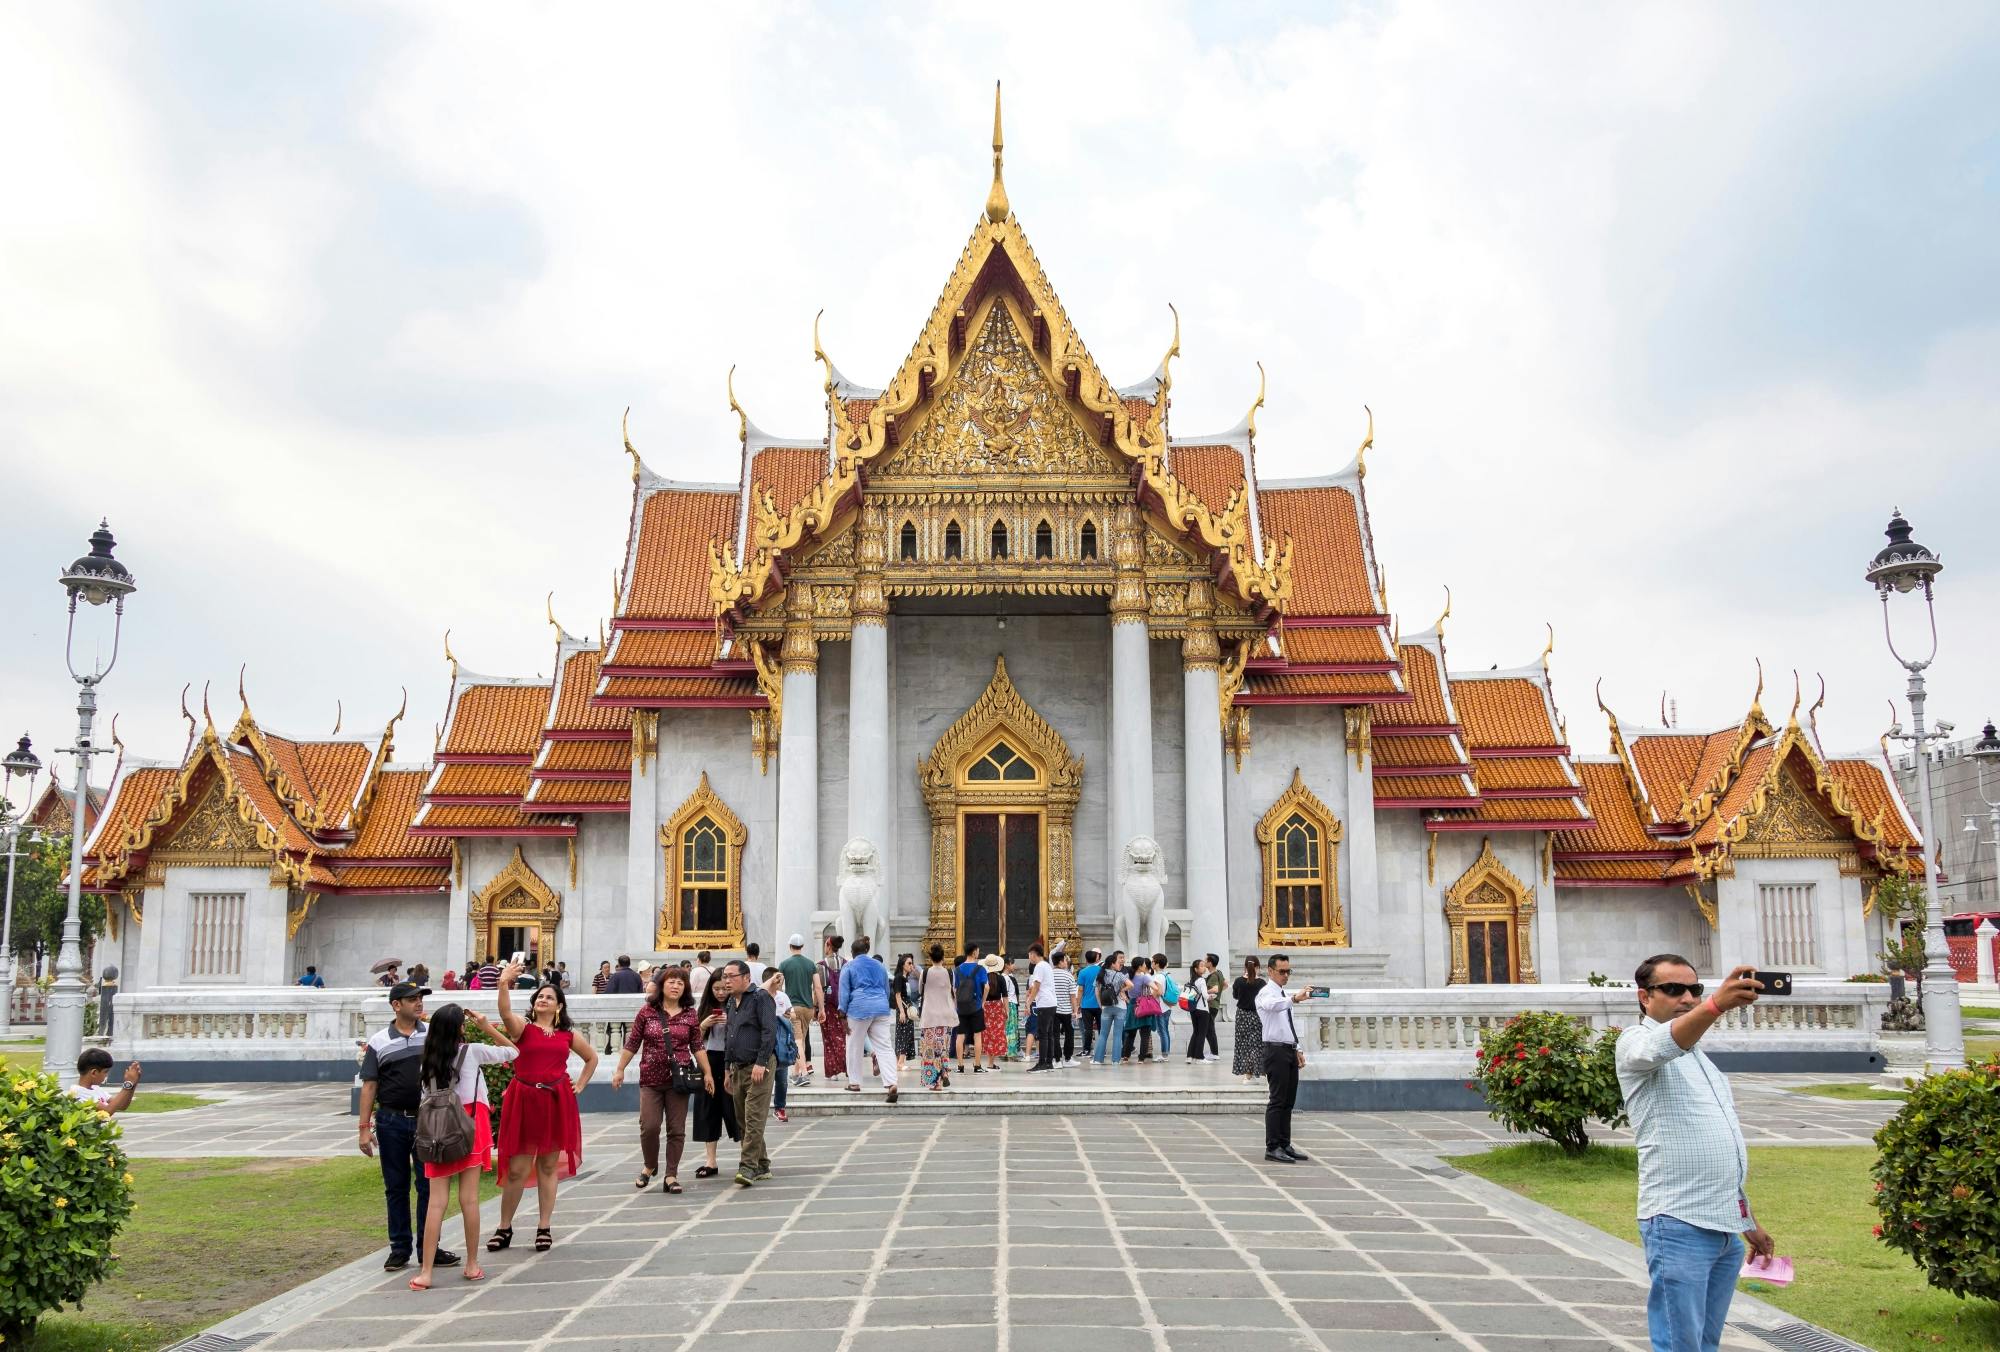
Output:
[878, 302, 1124, 481]
[1741, 768, 1843, 847]
[163, 778, 265, 853]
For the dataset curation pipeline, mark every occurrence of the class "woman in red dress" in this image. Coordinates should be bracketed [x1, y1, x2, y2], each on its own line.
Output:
[487, 961, 597, 1254]
[981, 954, 1009, 1061]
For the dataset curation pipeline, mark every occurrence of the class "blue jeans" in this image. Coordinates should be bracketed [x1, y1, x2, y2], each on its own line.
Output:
[374, 1110, 430, 1257]
[1158, 1012, 1173, 1057]
[1639, 1214, 1742, 1352]
[1094, 1007, 1127, 1063]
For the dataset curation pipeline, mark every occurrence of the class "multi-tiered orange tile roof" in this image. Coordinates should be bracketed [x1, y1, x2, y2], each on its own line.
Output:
[1428, 666, 1590, 830]
[416, 668, 571, 838]
[526, 634, 630, 814]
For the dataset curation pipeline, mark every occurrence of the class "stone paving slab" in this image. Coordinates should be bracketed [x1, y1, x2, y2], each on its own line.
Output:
[179, 1110, 1852, 1352]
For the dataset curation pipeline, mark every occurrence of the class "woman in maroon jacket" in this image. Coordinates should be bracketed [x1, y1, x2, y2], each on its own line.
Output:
[610, 967, 708, 1193]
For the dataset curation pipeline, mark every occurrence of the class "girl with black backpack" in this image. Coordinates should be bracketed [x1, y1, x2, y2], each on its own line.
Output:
[408, 1003, 516, 1292]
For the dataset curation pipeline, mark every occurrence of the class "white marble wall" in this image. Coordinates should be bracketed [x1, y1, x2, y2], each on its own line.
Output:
[292, 893, 449, 987]
[1719, 857, 1875, 979]
[1553, 886, 1712, 986]
[656, 705, 778, 952]
[133, 867, 291, 989]
[1374, 809, 1431, 985]
[1222, 704, 1350, 960]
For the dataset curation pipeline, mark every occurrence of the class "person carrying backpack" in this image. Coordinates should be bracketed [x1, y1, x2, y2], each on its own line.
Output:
[407, 1004, 516, 1292]
[1091, 951, 1131, 1066]
[954, 945, 991, 1074]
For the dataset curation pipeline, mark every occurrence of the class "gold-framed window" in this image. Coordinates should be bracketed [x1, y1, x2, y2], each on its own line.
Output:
[1256, 768, 1347, 945]
[658, 772, 746, 947]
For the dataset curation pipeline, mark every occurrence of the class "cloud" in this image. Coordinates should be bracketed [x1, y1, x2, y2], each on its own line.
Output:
[0, 1, 1994, 789]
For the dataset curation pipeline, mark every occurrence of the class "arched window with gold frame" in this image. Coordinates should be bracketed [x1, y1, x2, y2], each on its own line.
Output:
[1078, 519, 1099, 560]
[899, 519, 918, 561]
[990, 519, 1009, 559]
[657, 772, 746, 948]
[944, 519, 963, 560]
[1255, 769, 1347, 945]
[1033, 518, 1054, 559]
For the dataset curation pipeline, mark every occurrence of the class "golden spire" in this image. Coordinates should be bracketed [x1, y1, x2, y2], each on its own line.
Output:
[546, 590, 563, 639]
[1433, 584, 1452, 637]
[985, 81, 1009, 223]
[727, 364, 747, 445]
[1595, 678, 1622, 744]
[813, 309, 834, 396]
[1158, 303, 1181, 399]
[443, 629, 458, 681]
[1787, 668, 1803, 725]
[1246, 361, 1266, 440]
[1356, 405, 1375, 479]
[386, 687, 407, 754]
[622, 407, 641, 484]
[201, 680, 215, 733]
[237, 663, 251, 719]
[1807, 674, 1827, 749]
[1749, 657, 1765, 720]
[331, 700, 342, 736]
[1539, 622, 1555, 674]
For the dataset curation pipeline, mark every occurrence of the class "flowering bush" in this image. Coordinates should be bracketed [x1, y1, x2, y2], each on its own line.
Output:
[0, 1070, 137, 1343]
[1471, 1010, 1628, 1156]
[1872, 1055, 2000, 1302]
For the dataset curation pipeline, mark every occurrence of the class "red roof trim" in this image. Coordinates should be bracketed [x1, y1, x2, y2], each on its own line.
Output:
[544, 730, 628, 744]
[1469, 746, 1571, 757]
[1426, 817, 1596, 833]
[1237, 692, 1415, 708]
[1372, 764, 1476, 778]
[590, 695, 768, 709]
[613, 618, 715, 631]
[436, 753, 534, 766]
[409, 824, 577, 838]
[520, 802, 629, 815]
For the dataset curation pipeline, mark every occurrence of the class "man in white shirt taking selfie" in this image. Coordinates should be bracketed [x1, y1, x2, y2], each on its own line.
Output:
[1254, 953, 1315, 1163]
[1616, 955, 1777, 1352]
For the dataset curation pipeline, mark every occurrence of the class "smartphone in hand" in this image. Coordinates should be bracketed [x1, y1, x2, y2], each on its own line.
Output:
[1308, 986, 1331, 999]
[1752, 971, 1793, 996]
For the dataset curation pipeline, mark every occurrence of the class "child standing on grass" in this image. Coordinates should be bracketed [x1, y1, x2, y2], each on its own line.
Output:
[409, 1004, 516, 1292]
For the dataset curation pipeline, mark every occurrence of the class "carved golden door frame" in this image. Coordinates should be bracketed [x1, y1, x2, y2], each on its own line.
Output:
[469, 846, 563, 966]
[920, 656, 1081, 953]
[1443, 836, 1539, 985]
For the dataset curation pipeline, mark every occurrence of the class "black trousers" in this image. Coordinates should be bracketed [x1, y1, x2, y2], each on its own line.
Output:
[1034, 1007, 1057, 1068]
[1262, 1043, 1299, 1151]
[1186, 1008, 1214, 1059]
[1053, 1012, 1075, 1062]
[1203, 1008, 1220, 1058]
[1081, 1008, 1101, 1053]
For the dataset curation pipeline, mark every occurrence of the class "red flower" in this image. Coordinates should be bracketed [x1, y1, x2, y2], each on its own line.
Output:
[1538, 1047, 1551, 1055]
[1872, 1225, 1883, 1237]
[1512, 1076, 1522, 1085]
[1913, 1221, 1925, 1231]
[1463, 1081, 1476, 1090]
[1516, 1049, 1529, 1060]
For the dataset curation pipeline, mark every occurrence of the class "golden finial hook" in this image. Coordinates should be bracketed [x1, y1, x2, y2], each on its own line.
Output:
[1750, 657, 1765, 715]
[985, 80, 1009, 222]
[332, 700, 342, 736]
[443, 629, 458, 680]
[201, 681, 214, 731]
[1158, 303, 1181, 397]
[1594, 677, 1612, 718]
[1660, 690, 1670, 726]
[611, 569, 622, 616]
[813, 309, 834, 396]
[237, 663, 250, 716]
[622, 407, 641, 484]
[727, 365, 747, 445]
[109, 712, 123, 755]
[1540, 622, 1555, 674]
[1246, 361, 1266, 440]
[1788, 669, 1802, 724]
[1356, 405, 1374, 479]
[1808, 673, 1826, 731]
[546, 591, 562, 638]
[392, 686, 407, 728]
[1433, 585, 1452, 635]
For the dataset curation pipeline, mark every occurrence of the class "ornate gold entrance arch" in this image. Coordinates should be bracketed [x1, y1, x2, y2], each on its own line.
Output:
[1443, 837, 1539, 985]
[470, 847, 562, 966]
[919, 656, 1082, 953]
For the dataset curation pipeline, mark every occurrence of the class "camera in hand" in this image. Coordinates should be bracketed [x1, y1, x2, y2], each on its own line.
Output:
[1752, 971, 1793, 997]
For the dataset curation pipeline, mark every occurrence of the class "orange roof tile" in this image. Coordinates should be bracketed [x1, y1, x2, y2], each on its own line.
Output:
[1240, 671, 1401, 700]
[325, 864, 449, 892]
[1441, 796, 1590, 825]
[430, 763, 531, 798]
[595, 675, 763, 704]
[1372, 735, 1466, 769]
[1472, 756, 1578, 792]
[525, 778, 632, 807]
[750, 447, 826, 519]
[1555, 857, 1673, 883]
[442, 682, 550, 758]
[1170, 445, 1245, 516]
[225, 749, 315, 852]
[1256, 487, 1378, 618]
[537, 741, 629, 775]
[626, 489, 737, 620]
[1376, 645, 1455, 728]
[345, 771, 450, 859]
[86, 766, 178, 858]
[1555, 761, 1662, 855]
[1374, 774, 1479, 801]
[1278, 627, 1394, 665]
[547, 648, 626, 735]
[1627, 733, 1708, 816]
[1452, 678, 1561, 749]
[296, 741, 375, 827]
[606, 630, 720, 669]
[412, 803, 568, 833]
[1826, 759, 1919, 850]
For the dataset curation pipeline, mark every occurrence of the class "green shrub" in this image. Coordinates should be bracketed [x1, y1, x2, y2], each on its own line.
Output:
[1472, 1010, 1628, 1156]
[0, 1069, 137, 1343]
[1872, 1055, 2000, 1303]
[1847, 972, 1888, 983]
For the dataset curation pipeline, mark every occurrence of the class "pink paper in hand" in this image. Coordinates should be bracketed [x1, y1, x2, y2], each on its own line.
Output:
[1740, 1255, 1794, 1286]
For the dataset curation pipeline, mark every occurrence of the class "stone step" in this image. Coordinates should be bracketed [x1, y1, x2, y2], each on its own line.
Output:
[785, 1092, 1261, 1116]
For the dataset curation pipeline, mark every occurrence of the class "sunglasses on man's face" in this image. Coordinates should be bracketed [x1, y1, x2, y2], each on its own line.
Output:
[1645, 981, 1704, 998]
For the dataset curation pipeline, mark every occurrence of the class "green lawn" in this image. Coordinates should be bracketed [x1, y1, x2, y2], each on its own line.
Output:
[122, 1092, 216, 1114]
[1451, 1143, 2000, 1351]
[23, 1157, 387, 1351]
[1789, 1082, 1907, 1101]
[1959, 1005, 2000, 1020]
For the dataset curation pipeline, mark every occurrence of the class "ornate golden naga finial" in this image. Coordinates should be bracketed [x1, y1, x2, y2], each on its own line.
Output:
[813, 309, 834, 396]
[331, 700, 342, 736]
[389, 687, 407, 740]
[1158, 303, 1181, 400]
[1807, 674, 1827, 749]
[1880, 700, 1898, 766]
[1356, 404, 1375, 479]
[1787, 668, 1803, 725]
[1749, 657, 1765, 719]
[1433, 585, 1452, 636]
[546, 591, 564, 639]
[443, 629, 458, 681]
[985, 80, 1009, 223]
[1660, 690, 1670, 726]
[1246, 361, 1267, 440]
[237, 663, 251, 718]
[621, 407, 642, 484]
[1540, 622, 1555, 674]
[179, 683, 196, 756]
[201, 680, 215, 732]
[727, 364, 748, 445]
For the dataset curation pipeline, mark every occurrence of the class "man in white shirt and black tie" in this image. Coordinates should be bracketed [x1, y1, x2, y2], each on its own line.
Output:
[1254, 953, 1313, 1162]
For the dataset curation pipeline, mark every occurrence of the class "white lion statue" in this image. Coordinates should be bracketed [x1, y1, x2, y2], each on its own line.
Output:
[836, 837, 886, 959]
[1115, 835, 1168, 958]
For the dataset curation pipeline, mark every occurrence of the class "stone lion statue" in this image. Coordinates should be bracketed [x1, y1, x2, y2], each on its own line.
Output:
[836, 837, 885, 959]
[1115, 835, 1167, 958]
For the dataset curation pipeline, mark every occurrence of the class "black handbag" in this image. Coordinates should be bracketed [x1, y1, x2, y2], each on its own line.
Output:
[671, 1054, 703, 1095]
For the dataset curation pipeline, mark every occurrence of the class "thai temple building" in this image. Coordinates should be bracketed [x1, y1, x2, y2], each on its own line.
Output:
[78, 101, 1927, 993]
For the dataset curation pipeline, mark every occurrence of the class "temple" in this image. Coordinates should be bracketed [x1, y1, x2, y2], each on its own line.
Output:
[79, 93, 1925, 992]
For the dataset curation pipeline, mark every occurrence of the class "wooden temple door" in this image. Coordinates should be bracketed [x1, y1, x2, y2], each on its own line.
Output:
[1466, 919, 1515, 984]
[961, 811, 1043, 957]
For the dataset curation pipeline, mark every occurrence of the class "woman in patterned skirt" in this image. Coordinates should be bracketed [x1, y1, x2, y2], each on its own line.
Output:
[817, 934, 849, 1082]
[891, 953, 919, 1074]
[980, 954, 1009, 1062]
[918, 944, 958, 1090]
[1231, 955, 1266, 1078]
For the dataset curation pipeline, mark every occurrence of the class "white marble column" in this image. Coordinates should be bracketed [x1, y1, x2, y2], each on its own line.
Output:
[1181, 580, 1229, 967]
[446, 841, 473, 971]
[624, 712, 662, 954]
[847, 504, 892, 939]
[1341, 707, 1381, 947]
[1108, 504, 1155, 915]
[775, 584, 820, 953]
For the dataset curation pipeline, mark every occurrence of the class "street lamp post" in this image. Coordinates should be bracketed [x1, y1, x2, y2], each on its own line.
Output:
[44, 521, 137, 1084]
[1, 734, 45, 1037]
[1865, 509, 1963, 1073]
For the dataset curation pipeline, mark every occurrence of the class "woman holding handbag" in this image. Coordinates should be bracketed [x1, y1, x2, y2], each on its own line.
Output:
[1184, 958, 1214, 1062]
[609, 967, 706, 1194]
[891, 953, 919, 1075]
[1127, 957, 1163, 1062]
[408, 1003, 516, 1291]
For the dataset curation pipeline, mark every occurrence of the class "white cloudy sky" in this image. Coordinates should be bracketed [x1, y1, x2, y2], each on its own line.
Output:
[2, 2, 1996, 796]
